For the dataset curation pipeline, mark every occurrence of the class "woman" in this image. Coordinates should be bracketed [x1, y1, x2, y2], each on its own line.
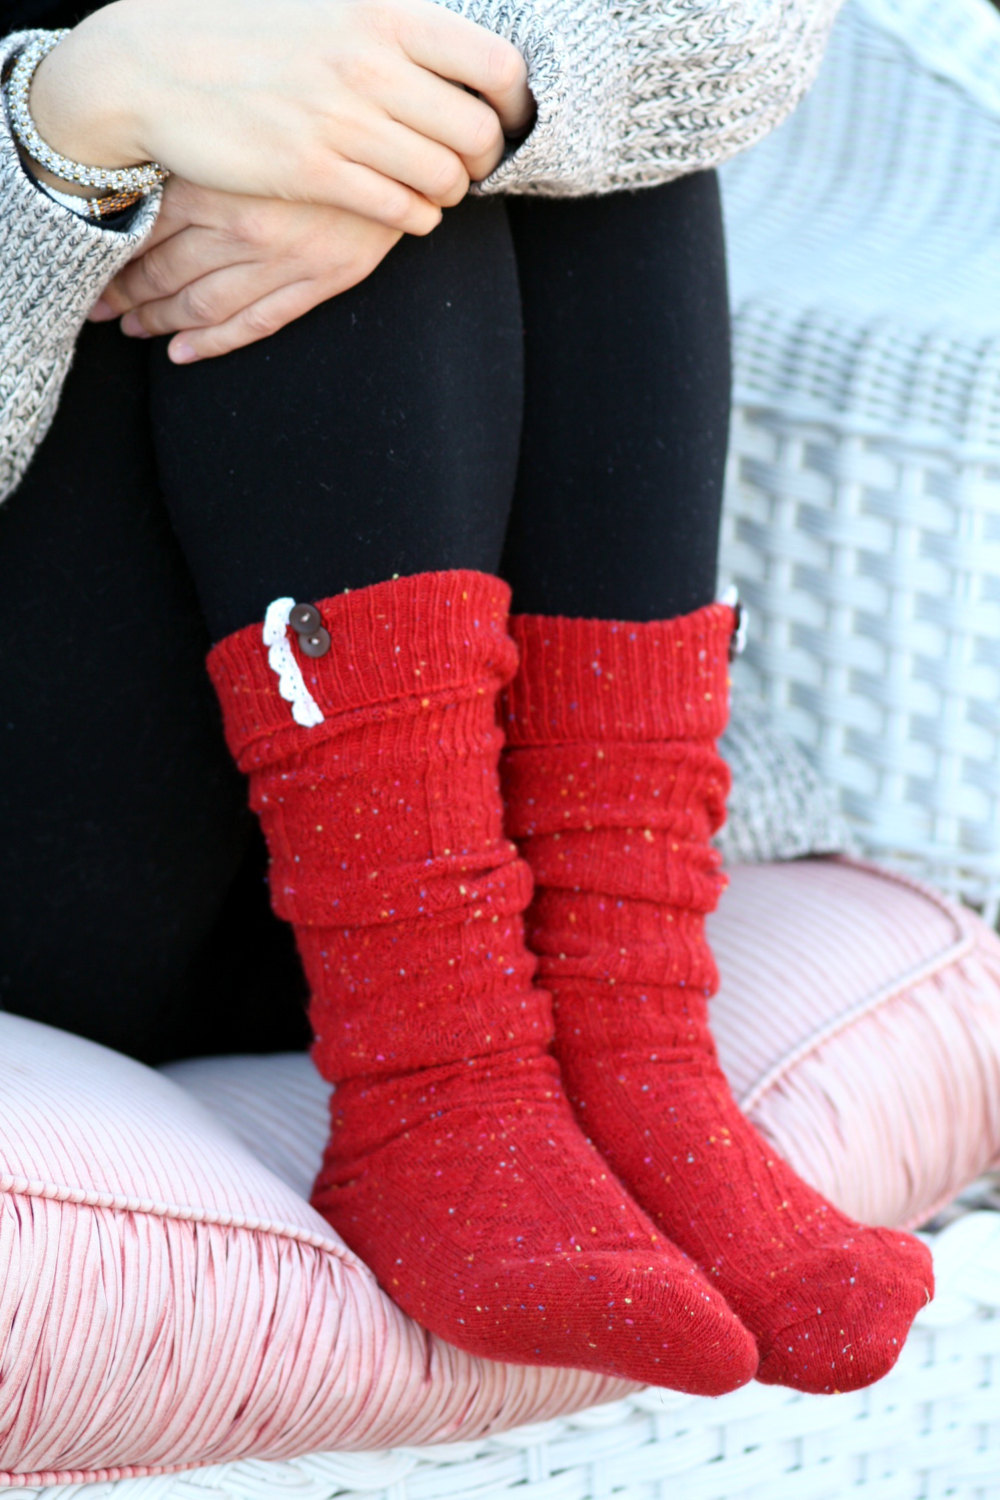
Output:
[0, 0, 931, 1397]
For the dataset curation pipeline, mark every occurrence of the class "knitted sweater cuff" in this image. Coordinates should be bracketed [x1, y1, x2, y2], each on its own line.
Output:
[0, 30, 159, 504]
[433, 0, 844, 198]
[435, 0, 627, 197]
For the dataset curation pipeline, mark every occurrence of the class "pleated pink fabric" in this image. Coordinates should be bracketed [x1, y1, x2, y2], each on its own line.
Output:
[709, 858, 1000, 1228]
[2, 856, 999, 1484]
[173, 859, 1000, 1238]
[0, 1016, 633, 1487]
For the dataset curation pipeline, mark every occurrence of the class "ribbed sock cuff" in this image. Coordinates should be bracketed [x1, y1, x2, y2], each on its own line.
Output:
[503, 603, 735, 746]
[208, 570, 515, 761]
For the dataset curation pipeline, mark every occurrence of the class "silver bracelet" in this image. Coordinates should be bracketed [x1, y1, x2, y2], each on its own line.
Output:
[5, 30, 168, 194]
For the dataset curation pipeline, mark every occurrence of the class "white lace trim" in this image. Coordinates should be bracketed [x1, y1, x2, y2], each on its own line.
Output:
[262, 597, 325, 728]
[719, 583, 749, 657]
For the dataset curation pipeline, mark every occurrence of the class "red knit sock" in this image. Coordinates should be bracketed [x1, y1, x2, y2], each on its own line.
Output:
[502, 603, 933, 1393]
[208, 572, 757, 1391]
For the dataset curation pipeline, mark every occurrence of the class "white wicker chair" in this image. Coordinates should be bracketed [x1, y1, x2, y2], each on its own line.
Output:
[719, 0, 1000, 923]
[16, 1190, 1000, 1498]
[17, 4, 1000, 1496]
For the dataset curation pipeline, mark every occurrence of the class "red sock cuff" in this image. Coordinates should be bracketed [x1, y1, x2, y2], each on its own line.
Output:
[503, 604, 736, 747]
[208, 570, 515, 763]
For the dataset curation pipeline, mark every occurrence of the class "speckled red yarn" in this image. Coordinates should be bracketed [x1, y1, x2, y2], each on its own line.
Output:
[208, 571, 757, 1392]
[502, 603, 934, 1394]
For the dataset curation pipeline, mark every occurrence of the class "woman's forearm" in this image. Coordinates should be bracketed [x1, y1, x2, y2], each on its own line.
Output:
[25, 9, 149, 189]
[449, 0, 844, 197]
[0, 0, 531, 502]
[0, 29, 159, 506]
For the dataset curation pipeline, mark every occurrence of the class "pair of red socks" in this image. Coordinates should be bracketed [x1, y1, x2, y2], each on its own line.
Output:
[209, 570, 932, 1395]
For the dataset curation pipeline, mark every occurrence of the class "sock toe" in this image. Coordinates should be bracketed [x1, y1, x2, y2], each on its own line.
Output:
[755, 1234, 934, 1393]
[407, 1249, 759, 1393]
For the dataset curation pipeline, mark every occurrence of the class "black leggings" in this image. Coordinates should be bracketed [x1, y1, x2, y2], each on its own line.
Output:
[0, 177, 730, 1065]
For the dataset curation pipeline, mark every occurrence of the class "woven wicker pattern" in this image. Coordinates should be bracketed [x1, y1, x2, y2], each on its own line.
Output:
[718, 0, 1000, 921]
[14, 1194, 1000, 1498]
[849, 0, 1000, 115]
[718, 698, 851, 864]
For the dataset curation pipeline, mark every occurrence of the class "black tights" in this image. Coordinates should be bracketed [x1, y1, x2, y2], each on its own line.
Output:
[0, 176, 730, 1064]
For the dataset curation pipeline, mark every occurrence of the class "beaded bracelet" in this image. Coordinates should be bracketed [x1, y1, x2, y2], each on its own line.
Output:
[6, 30, 168, 195]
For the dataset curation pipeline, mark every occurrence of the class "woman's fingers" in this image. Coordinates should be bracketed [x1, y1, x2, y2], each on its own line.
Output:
[109, 198, 403, 349]
[396, 4, 534, 138]
[303, 157, 442, 233]
[102, 228, 237, 316]
[167, 282, 330, 362]
[91, 178, 405, 356]
[343, 112, 471, 207]
[116, 262, 280, 338]
[382, 63, 506, 181]
[50, 0, 531, 211]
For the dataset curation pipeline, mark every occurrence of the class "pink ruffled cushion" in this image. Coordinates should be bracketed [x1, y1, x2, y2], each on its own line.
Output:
[177, 859, 1000, 1240]
[2, 856, 999, 1485]
[710, 857, 1000, 1228]
[0, 1015, 631, 1488]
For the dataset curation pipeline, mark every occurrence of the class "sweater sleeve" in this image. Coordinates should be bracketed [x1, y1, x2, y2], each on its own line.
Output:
[0, 31, 159, 507]
[441, 0, 844, 196]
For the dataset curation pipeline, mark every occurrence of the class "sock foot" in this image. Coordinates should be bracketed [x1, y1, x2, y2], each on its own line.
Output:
[554, 1033, 934, 1394]
[754, 1236, 933, 1392]
[314, 1056, 759, 1392]
[502, 604, 934, 1394]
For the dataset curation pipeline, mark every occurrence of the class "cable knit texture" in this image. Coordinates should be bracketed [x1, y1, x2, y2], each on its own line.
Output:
[207, 572, 758, 1392]
[444, 0, 844, 196]
[502, 605, 935, 1393]
[0, 0, 843, 502]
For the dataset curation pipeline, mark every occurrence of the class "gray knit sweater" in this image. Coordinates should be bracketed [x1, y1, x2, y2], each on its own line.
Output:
[0, 0, 841, 502]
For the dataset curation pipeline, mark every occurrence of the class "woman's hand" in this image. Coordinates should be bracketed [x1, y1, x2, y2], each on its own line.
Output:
[29, 0, 533, 236]
[90, 176, 401, 361]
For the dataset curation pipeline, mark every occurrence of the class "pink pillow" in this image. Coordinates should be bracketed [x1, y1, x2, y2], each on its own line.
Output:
[710, 857, 1000, 1228]
[180, 859, 1000, 1237]
[0, 1014, 631, 1488]
[2, 856, 999, 1483]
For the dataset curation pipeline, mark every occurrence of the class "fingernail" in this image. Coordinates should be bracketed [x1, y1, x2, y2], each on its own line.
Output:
[170, 340, 198, 364]
[120, 313, 151, 338]
[88, 298, 117, 322]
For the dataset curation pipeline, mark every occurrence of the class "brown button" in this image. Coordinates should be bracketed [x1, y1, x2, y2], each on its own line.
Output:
[298, 626, 331, 658]
[289, 602, 321, 635]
